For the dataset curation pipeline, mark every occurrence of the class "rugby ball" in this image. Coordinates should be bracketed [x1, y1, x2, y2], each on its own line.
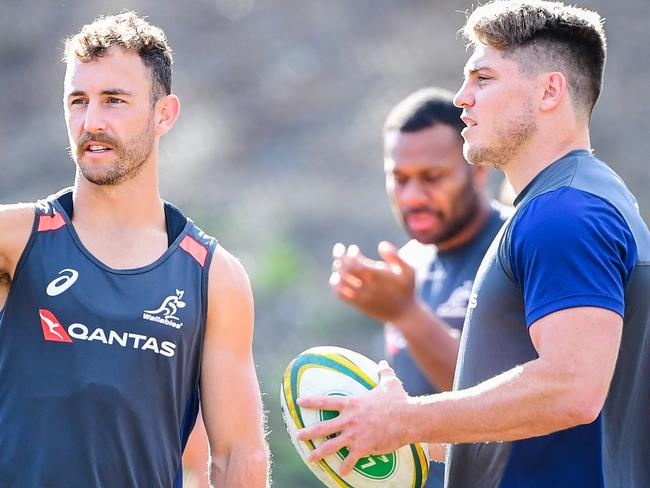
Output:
[280, 346, 430, 487]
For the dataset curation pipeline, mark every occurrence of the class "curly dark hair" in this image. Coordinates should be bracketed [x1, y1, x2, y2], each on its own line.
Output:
[63, 11, 173, 103]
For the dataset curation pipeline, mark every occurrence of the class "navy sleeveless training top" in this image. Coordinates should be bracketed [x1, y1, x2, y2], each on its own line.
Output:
[0, 188, 217, 487]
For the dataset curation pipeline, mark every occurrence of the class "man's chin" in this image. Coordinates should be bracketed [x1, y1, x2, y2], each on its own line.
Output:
[78, 166, 124, 186]
[466, 146, 503, 169]
[408, 229, 439, 246]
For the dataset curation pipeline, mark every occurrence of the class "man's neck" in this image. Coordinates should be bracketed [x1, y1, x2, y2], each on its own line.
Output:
[504, 128, 591, 195]
[71, 169, 165, 232]
[435, 196, 492, 253]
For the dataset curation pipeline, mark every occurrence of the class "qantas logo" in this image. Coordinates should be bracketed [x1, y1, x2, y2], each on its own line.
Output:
[46, 269, 79, 296]
[38, 309, 176, 358]
[39, 309, 73, 342]
[143, 289, 185, 329]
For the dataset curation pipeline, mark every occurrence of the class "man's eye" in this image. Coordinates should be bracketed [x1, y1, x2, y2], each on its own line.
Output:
[423, 174, 442, 183]
[108, 97, 123, 104]
[70, 99, 87, 105]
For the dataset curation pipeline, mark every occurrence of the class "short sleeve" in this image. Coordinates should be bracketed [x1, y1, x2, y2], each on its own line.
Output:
[510, 187, 637, 326]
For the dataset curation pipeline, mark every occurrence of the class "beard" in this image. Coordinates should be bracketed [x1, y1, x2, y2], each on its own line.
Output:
[404, 171, 481, 246]
[464, 104, 537, 170]
[70, 114, 155, 186]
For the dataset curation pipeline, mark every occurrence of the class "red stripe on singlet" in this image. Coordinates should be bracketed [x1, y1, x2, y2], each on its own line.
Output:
[37, 213, 66, 232]
[180, 235, 208, 268]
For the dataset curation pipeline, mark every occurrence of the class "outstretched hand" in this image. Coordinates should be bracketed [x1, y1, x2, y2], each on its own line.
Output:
[330, 241, 417, 323]
[296, 361, 414, 476]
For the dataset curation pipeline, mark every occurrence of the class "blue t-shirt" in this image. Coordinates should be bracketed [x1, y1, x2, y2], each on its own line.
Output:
[499, 187, 637, 487]
[446, 150, 650, 488]
[510, 186, 637, 326]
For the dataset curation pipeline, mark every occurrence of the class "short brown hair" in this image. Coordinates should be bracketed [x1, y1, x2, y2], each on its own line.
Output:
[63, 11, 173, 102]
[462, 0, 606, 117]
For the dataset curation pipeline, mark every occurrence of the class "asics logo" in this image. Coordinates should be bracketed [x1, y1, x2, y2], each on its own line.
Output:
[46, 269, 79, 297]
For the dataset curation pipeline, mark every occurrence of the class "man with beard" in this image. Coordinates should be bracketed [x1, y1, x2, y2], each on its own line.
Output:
[330, 88, 507, 487]
[0, 12, 268, 487]
[300, 2, 649, 487]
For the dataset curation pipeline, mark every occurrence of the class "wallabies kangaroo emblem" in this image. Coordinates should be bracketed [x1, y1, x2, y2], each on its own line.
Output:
[145, 289, 186, 320]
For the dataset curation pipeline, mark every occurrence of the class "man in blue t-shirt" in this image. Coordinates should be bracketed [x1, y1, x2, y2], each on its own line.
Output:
[329, 88, 507, 487]
[299, 2, 649, 487]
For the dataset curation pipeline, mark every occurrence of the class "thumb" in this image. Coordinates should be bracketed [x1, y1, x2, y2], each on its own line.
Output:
[377, 360, 396, 381]
[377, 241, 408, 271]
[377, 360, 404, 392]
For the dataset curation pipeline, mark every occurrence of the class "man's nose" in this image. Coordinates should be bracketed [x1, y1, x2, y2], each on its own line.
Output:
[454, 80, 474, 109]
[82, 101, 107, 133]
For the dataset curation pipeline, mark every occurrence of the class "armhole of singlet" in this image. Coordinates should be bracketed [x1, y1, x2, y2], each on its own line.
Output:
[194, 235, 218, 397]
[200, 237, 219, 332]
[1, 205, 42, 314]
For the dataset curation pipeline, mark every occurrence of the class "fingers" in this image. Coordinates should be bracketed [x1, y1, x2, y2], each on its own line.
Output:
[331, 243, 372, 273]
[331, 242, 404, 308]
[298, 394, 347, 411]
[304, 434, 364, 480]
[332, 242, 346, 259]
[298, 416, 345, 444]
[331, 243, 370, 301]
[377, 241, 408, 272]
[377, 360, 405, 393]
[331, 242, 388, 279]
[332, 242, 366, 262]
[306, 433, 349, 462]
[339, 450, 363, 476]
[304, 430, 364, 478]
[330, 271, 363, 302]
[378, 359, 396, 379]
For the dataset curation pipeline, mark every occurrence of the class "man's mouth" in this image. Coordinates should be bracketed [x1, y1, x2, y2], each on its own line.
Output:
[405, 210, 442, 232]
[461, 114, 477, 127]
[87, 144, 111, 153]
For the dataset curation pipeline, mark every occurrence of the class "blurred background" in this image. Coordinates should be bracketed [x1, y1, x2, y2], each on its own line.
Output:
[1, 0, 648, 486]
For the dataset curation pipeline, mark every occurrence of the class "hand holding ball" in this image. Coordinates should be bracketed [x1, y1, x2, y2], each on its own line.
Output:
[280, 346, 430, 487]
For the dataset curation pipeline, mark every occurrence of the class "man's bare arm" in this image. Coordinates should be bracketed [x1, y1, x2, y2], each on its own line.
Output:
[299, 307, 621, 474]
[200, 247, 269, 487]
[331, 241, 459, 390]
[0, 204, 36, 308]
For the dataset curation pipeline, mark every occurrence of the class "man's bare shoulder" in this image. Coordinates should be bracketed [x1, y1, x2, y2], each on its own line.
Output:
[0, 203, 36, 222]
[206, 245, 253, 325]
[207, 245, 251, 294]
[0, 203, 36, 275]
[204, 244, 254, 343]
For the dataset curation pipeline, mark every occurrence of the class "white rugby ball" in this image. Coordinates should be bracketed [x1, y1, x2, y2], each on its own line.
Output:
[280, 346, 430, 487]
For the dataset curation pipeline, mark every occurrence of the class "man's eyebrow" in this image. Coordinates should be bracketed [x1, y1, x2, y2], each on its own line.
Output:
[102, 88, 133, 96]
[67, 88, 133, 97]
[464, 65, 495, 77]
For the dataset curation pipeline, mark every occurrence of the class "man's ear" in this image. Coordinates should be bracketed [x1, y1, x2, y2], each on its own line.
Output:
[154, 94, 181, 136]
[539, 72, 567, 113]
